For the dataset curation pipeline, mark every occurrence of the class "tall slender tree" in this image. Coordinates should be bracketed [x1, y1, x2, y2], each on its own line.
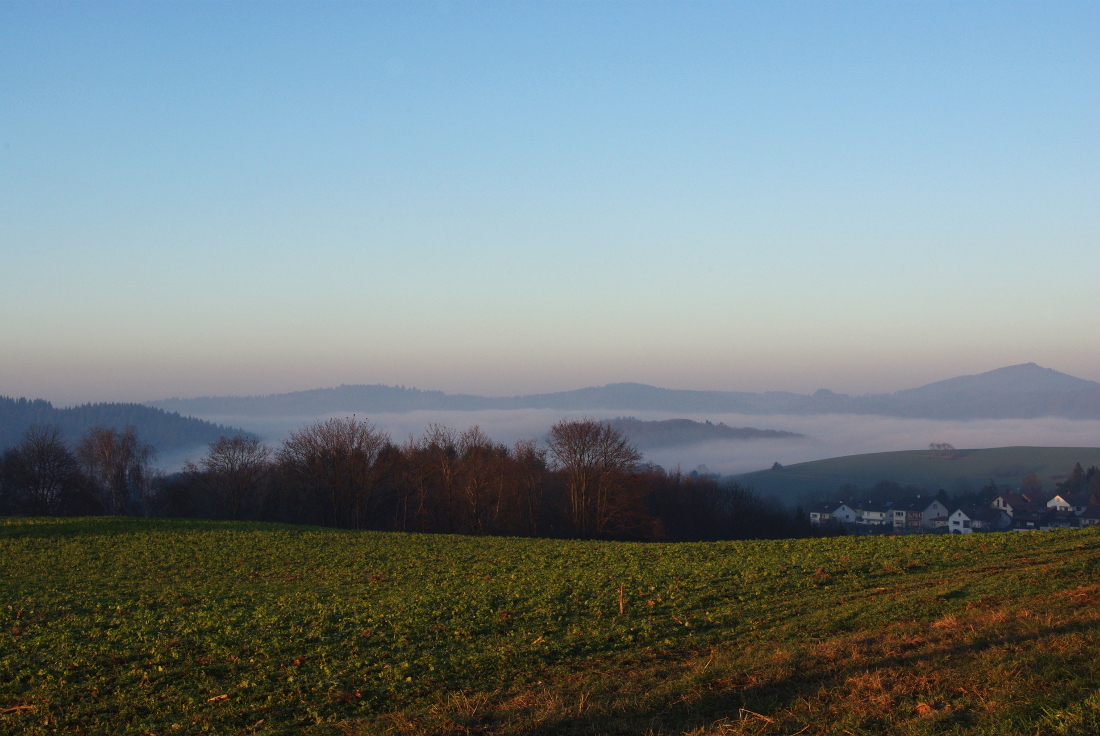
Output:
[77, 426, 155, 515]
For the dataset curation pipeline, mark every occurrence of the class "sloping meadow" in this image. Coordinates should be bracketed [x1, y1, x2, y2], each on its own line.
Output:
[3, 518, 1100, 734]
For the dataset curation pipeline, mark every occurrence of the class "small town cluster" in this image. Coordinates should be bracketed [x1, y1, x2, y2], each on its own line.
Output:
[808, 489, 1100, 534]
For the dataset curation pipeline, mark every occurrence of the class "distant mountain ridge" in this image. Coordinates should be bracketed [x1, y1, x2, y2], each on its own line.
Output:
[0, 397, 254, 453]
[148, 363, 1100, 421]
[895, 363, 1095, 398]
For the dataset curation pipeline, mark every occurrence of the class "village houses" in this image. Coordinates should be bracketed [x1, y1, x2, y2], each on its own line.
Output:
[810, 486, 1099, 535]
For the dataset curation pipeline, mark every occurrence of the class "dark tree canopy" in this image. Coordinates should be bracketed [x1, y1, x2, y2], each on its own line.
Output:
[547, 418, 644, 537]
[0, 396, 251, 454]
[278, 417, 391, 529]
[1, 414, 831, 543]
[182, 435, 272, 520]
[1, 425, 83, 516]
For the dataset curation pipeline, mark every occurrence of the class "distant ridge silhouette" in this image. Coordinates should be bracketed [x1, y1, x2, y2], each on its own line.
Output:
[0, 397, 253, 453]
[148, 363, 1100, 421]
[609, 417, 803, 449]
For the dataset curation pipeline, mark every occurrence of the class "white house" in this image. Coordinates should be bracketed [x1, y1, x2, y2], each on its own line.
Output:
[948, 508, 974, 534]
[1047, 494, 1073, 512]
[832, 503, 857, 524]
[991, 492, 1046, 516]
[807, 502, 837, 524]
[920, 499, 950, 529]
[851, 500, 892, 526]
[950, 507, 1011, 534]
[808, 502, 858, 524]
[892, 504, 921, 531]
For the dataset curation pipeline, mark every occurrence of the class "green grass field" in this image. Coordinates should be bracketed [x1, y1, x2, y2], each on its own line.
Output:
[738, 446, 1100, 501]
[4, 518, 1100, 735]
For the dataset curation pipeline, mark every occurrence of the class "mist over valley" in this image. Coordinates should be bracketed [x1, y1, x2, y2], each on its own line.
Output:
[5, 364, 1097, 478]
[131, 364, 1100, 476]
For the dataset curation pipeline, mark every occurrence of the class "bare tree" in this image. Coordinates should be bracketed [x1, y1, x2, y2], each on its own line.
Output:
[184, 435, 272, 520]
[401, 424, 461, 532]
[393, 436, 430, 531]
[77, 426, 156, 515]
[547, 418, 643, 537]
[1, 425, 83, 516]
[393, 428, 550, 536]
[929, 443, 959, 459]
[511, 438, 548, 536]
[278, 417, 390, 528]
[454, 426, 509, 535]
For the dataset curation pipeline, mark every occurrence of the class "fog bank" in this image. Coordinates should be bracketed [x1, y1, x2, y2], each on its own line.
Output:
[161, 410, 1100, 476]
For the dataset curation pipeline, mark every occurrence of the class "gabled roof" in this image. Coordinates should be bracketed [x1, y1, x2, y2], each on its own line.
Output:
[975, 508, 1008, 524]
[953, 506, 1009, 524]
[895, 497, 942, 513]
[1039, 509, 1079, 527]
[992, 492, 1029, 508]
[1009, 503, 1048, 519]
[1079, 505, 1100, 520]
[849, 499, 892, 513]
[1023, 491, 1054, 505]
[808, 501, 841, 514]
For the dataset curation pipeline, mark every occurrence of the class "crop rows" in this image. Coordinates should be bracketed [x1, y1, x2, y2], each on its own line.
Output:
[2, 518, 1100, 734]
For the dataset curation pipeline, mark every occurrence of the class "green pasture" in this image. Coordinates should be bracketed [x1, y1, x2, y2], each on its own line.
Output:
[3, 518, 1100, 734]
[739, 445, 1100, 500]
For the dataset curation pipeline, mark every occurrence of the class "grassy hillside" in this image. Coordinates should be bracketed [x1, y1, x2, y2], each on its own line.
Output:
[3, 518, 1100, 735]
[739, 446, 1100, 501]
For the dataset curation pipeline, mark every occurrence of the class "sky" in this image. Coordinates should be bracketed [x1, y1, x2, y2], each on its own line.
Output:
[2, 1, 1098, 406]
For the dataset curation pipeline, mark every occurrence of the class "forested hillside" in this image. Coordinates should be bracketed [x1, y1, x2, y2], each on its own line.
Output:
[610, 416, 802, 448]
[0, 396, 251, 453]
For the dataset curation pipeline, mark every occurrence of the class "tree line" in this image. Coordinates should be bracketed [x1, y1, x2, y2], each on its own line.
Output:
[0, 417, 827, 542]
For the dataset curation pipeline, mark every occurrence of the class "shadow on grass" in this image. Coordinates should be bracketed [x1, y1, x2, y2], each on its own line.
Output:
[470, 607, 1100, 735]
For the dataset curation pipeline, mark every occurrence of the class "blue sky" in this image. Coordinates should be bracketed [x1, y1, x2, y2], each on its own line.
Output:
[2, 1, 1097, 405]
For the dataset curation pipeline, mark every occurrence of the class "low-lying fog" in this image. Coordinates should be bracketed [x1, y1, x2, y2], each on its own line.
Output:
[158, 410, 1100, 477]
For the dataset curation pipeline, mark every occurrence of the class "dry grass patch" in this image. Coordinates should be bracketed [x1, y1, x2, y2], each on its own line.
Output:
[353, 579, 1100, 735]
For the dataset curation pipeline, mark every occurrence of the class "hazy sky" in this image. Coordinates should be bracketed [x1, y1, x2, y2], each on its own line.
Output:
[3, 2, 1098, 405]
